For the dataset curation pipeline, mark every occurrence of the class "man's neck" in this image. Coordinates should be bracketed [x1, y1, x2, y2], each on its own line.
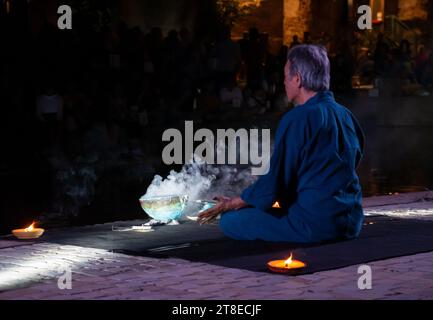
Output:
[294, 90, 318, 106]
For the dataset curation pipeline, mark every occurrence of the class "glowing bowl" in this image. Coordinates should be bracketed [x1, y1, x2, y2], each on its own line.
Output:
[139, 195, 188, 221]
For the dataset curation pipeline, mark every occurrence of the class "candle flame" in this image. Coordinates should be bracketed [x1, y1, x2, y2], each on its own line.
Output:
[272, 201, 281, 209]
[284, 253, 293, 267]
[25, 223, 35, 232]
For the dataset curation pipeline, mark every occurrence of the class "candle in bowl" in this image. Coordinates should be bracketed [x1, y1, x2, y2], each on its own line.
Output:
[267, 254, 306, 274]
[12, 222, 44, 240]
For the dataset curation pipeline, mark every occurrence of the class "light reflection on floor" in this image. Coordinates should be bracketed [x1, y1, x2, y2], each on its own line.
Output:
[365, 202, 433, 221]
[0, 244, 113, 291]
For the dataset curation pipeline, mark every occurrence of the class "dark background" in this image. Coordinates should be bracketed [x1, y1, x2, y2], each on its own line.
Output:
[1, 0, 433, 234]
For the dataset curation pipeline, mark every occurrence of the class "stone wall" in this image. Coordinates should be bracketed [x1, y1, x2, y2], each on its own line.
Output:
[397, 0, 433, 44]
[231, 0, 284, 54]
[283, 0, 311, 46]
[398, 0, 428, 21]
[284, 0, 351, 54]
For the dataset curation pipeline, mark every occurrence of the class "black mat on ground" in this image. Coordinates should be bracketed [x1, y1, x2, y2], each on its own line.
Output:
[118, 217, 433, 275]
[12, 216, 433, 275]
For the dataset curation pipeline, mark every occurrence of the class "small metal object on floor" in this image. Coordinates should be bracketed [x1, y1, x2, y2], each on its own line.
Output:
[111, 225, 154, 233]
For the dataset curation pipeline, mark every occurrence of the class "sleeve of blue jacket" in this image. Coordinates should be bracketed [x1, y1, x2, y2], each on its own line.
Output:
[241, 111, 305, 211]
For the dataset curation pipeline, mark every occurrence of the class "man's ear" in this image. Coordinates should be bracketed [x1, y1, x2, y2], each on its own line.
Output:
[296, 73, 302, 88]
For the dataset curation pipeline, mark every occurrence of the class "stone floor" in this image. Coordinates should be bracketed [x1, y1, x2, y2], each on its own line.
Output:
[1, 191, 433, 300]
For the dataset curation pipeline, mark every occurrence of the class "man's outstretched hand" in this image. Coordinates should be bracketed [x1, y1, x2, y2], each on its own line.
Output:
[197, 196, 247, 225]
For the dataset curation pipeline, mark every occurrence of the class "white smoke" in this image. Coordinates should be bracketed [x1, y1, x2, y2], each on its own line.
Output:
[203, 165, 258, 199]
[142, 135, 274, 202]
[142, 159, 215, 201]
[142, 160, 258, 202]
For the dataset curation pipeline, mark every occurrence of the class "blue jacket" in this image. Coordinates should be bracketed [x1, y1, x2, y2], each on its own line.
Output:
[241, 91, 366, 242]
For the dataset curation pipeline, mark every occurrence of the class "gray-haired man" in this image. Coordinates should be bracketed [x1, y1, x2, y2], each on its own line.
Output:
[198, 45, 366, 244]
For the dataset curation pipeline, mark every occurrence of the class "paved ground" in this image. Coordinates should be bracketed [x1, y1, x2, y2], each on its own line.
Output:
[1, 191, 433, 300]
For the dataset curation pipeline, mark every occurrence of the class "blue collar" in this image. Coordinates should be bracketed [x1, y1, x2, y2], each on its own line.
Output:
[300, 90, 335, 107]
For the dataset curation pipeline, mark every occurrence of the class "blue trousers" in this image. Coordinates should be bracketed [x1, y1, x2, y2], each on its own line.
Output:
[219, 207, 314, 243]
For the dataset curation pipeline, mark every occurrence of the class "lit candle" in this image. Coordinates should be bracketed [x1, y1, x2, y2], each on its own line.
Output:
[377, 12, 383, 21]
[12, 222, 45, 240]
[267, 253, 306, 273]
[272, 201, 281, 209]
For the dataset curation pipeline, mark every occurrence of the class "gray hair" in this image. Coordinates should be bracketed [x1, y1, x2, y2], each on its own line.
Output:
[286, 45, 330, 92]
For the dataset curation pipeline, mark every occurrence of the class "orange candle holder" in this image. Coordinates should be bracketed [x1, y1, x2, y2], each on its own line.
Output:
[12, 222, 44, 240]
[267, 254, 306, 274]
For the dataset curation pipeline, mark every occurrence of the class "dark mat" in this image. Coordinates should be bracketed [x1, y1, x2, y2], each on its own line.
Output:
[21, 219, 226, 252]
[118, 217, 433, 275]
[6, 216, 433, 275]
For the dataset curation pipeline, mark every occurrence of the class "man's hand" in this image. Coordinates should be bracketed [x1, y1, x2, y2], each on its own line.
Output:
[197, 196, 247, 225]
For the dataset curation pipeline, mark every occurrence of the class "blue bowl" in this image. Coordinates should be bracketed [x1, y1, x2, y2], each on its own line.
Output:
[139, 195, 188, 221]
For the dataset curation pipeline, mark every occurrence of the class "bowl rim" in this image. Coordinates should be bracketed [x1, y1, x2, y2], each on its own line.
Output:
[139, 194, 188, 202]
